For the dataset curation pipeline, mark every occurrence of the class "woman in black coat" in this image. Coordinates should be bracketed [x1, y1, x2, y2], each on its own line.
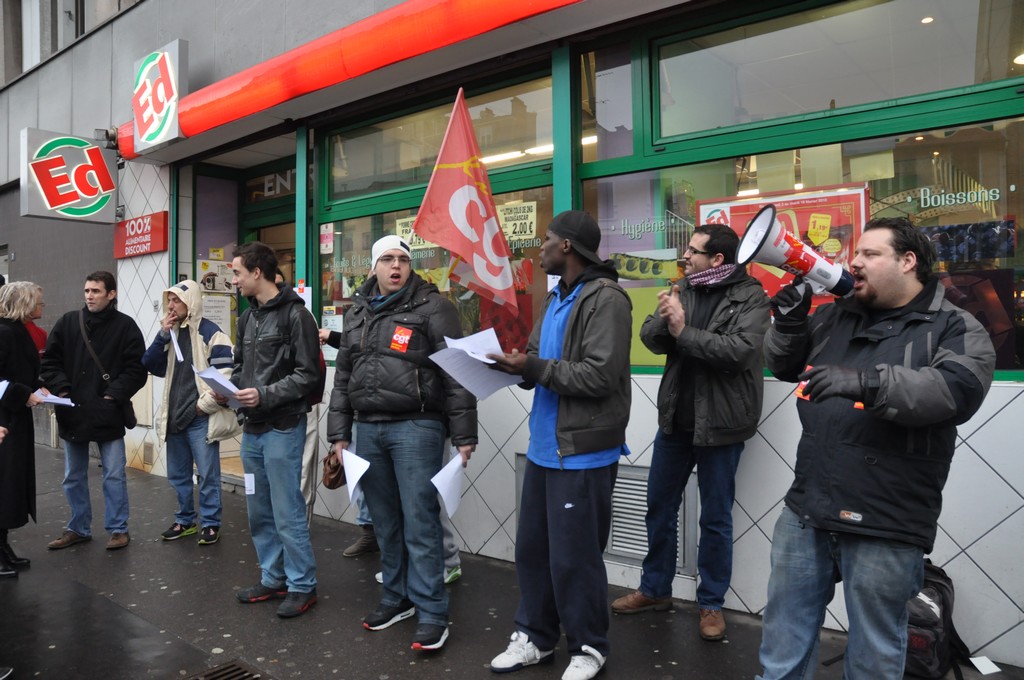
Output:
[0, 282, 48, 578]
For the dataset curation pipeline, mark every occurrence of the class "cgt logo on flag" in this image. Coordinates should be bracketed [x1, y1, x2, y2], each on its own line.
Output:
[28, 136, 116, 217]
[133, 51, 178, 145]
[412, 88, 518, 314]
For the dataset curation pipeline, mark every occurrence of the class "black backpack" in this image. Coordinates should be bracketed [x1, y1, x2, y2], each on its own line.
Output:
[905, 560, 971, 679]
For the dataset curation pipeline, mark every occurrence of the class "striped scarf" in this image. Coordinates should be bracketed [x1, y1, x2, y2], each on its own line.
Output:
[685, 263, 737, 288]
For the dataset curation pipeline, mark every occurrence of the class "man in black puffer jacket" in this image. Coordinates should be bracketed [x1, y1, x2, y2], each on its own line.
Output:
[327, 235, 477, 652]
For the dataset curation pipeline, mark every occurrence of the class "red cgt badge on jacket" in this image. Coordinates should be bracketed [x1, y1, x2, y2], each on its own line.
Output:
[390, 326, 413, 352]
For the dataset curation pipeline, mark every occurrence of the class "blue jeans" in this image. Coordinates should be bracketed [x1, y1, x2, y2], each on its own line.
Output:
[62, 438, 129, 536]
[356, 419, 447, 627]
[165, 414, 221, 528]
[639, 430, 742, 609]
[757, 506, 924, 680]
[240, 416, 317, 593]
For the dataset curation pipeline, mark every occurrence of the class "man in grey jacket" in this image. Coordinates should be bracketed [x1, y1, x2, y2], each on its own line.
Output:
[488, 211, 632, 680]
[611, 224, 769, 642]
[225, 242, 320, 619]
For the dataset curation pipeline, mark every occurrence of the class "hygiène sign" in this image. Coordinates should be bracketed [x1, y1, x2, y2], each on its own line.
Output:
[115, 211, 169, 259]
[20, 127, 118, 224]
[132, 40, 189, 153]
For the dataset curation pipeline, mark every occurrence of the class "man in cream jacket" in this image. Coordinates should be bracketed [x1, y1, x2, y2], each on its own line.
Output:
[142, 279, 239, 545]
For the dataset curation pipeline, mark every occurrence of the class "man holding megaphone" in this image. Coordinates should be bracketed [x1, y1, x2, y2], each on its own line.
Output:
[757, 217, 995, 680]
[612, 224, 769, 642]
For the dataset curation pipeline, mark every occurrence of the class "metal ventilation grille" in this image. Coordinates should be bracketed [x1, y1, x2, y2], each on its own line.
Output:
[185, 660, 272, 680]
[608, 469, 650, 561]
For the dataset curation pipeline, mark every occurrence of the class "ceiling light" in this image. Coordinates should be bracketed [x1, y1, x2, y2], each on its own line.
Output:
[914, 135, 924, 141]
[479, 150, 525, 165]
[525, 144, 554, 155]
[1014, 53, 1024, 65]
[736, 189, 760, 197]
[933, 151, 940, 156]
[581, 135, 598, 146]
[793, 183, 804, 190]
[921, 16, 934, 24]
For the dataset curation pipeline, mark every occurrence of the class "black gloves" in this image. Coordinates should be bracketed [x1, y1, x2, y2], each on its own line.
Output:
[799, 365, 879, 404]
[770, 277, 812, 333]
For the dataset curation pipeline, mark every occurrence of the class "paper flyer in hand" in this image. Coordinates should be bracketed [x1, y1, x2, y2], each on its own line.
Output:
[430, 327, 520, 400]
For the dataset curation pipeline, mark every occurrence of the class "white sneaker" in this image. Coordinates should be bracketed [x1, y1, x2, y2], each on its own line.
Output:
[490, 631, 554, 672]
[375, 571, 383, 584]
[561, 645, 605, 680]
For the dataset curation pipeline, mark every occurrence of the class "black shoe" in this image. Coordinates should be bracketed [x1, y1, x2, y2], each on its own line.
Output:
[0, 666, 12, 679]
[197, 526, 219, 545]
[363, 600, 416, 630]
[411, 623, 449, 651]
[235, 583, 288, 603]
[1, 543, 29, 569]
[277, 589, 317, 618]
[0, 557, 16, 579]
[161, 523, 197, 541]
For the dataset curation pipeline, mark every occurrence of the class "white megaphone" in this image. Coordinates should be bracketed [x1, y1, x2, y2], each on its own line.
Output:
[736, 204, 854, 296]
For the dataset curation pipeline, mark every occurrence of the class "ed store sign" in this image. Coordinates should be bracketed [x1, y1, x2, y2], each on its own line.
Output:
[20, 127, 118, 224]
[115, 212, 168, 259]
[132, 40, 188, 153]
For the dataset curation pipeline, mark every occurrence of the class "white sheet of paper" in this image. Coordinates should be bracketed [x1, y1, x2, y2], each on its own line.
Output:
[430, 347, 521, 400]
[244, 473, 255, 495]
[0, 380, 8, 400]
[33, 389, 75, 406]
[970, 656, 1000, 675]
[169, 328, 184, 362]
[341, 448, 370, 504]
[431, 453, 465, 518]
[443, 327, 504, 363]
[193, 365, 242, 408]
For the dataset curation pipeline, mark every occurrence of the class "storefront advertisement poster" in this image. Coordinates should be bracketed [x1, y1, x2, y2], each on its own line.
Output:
[697, 184, 869, 304]
[198, 259, 237, 295]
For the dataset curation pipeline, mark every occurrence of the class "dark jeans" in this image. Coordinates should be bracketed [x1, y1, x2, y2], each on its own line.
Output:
[639, 430, 743, 609]
[514, 460, 617, 657]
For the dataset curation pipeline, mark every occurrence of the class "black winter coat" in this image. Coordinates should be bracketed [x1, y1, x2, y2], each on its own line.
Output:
[0, 319, 42, 528]
[326, 273, 477, 447]
[40, 305, 147, 442]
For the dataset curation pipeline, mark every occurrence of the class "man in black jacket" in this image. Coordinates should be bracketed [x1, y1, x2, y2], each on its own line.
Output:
[41, 271, 146, 551]
[612, 225, 769, 642]
[757, 218, 995, 679]
[226, 242, 321, 620]
[327, 234, 477, 652]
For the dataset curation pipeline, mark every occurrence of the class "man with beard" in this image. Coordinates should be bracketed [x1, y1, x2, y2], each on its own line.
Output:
[757, 217, 995, 679]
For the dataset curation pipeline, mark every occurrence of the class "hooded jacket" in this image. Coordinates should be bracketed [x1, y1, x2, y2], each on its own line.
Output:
[518, 263, 632, 458]
[231, 284, 319, 427]
[763, 278, 995, 551]
[141, 280, 240, 443]
[326, 272, 477, 447]
[640, 269, 769, 445]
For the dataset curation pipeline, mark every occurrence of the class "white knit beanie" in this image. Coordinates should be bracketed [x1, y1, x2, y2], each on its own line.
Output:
[370, 235, 412, 272]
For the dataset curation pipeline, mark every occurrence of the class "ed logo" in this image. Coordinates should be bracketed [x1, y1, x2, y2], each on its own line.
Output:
[28, 137, 115, 217]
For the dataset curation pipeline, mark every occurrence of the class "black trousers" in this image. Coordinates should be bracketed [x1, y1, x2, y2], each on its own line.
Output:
[513, 459, 617, 656]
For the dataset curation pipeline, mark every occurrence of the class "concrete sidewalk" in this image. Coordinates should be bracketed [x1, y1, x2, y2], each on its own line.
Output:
[0, 445, 1017, 680]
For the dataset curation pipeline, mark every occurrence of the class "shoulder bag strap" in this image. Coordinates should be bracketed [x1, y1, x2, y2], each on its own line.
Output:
[79, 309, 111, 383]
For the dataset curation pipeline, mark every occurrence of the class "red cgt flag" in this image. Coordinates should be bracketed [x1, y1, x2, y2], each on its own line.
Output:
[412, 88, 518, 315]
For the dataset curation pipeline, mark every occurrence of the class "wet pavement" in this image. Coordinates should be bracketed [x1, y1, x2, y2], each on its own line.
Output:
[1, 445, 1019, 680]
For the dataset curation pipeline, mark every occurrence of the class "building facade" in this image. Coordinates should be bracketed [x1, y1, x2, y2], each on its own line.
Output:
[3, 0, 1024, 667]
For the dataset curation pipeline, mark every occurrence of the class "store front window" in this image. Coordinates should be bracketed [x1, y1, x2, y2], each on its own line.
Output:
[325, 79, 553, 202]
[581, 43, 633, 162]
[657, 0, 1024, 140]
[318, 186, 553, 354]
[584, 116, 1024, 370]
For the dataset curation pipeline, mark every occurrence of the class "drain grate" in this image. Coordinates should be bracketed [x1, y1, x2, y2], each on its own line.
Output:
[185, 659, 273, 680]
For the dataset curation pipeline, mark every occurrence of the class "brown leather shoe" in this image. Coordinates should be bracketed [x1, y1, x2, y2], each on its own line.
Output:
[611, 589, 672, 614]
[699, 608, 726, 640]
[47, 530, 92, 550]
[106, 532, 130, 550]
[343, 524, 379, 557]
